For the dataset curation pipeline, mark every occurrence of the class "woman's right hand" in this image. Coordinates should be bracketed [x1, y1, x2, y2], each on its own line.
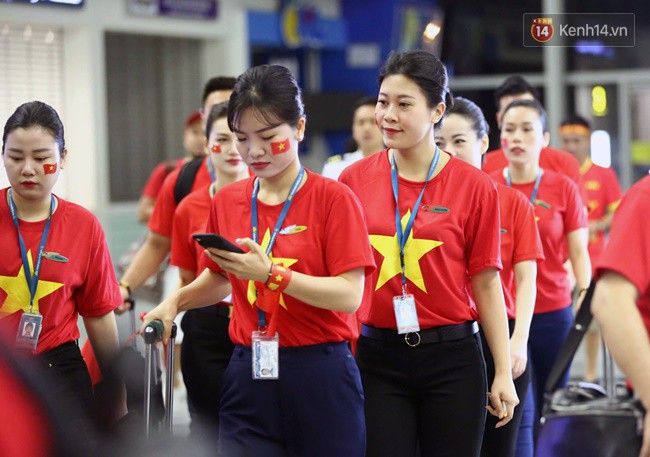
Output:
[139, 293, 179, 342]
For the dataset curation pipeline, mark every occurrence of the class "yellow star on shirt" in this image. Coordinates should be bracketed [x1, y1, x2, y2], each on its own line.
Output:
[0, 250, 64, 318]
[247, 228, 298, 309]
[370, 210, 443, 293]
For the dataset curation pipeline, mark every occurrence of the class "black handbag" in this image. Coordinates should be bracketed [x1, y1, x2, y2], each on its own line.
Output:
[536, 281, 646, 457]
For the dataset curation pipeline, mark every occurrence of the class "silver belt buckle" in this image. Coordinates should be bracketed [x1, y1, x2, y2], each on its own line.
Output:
[404, 332, 421, 347]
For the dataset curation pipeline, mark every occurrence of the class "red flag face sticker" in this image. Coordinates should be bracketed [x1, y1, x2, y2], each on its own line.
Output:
[211, 144, 222, 153]
[270, 138, 290, 155]
[501, 138, 508, 149]
[44, 163, 57, 174]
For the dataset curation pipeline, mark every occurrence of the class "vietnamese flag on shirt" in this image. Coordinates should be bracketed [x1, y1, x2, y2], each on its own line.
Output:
[271, 138, 290, 155]
[44, 164, 57, 174]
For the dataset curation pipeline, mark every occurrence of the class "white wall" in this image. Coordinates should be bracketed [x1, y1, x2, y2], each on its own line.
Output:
[0, 0, 276, 212]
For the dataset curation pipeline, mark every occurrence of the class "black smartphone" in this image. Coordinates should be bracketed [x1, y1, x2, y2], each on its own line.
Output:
[192, 233, 245, 254]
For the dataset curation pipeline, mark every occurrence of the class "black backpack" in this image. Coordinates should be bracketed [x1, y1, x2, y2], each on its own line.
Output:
[173, 157, 204, 205]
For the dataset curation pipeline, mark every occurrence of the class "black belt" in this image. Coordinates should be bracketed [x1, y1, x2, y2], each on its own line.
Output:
[361, 321, 479, 347]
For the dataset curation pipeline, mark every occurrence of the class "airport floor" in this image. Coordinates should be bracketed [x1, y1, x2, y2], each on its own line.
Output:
[86, 204, 622, 435]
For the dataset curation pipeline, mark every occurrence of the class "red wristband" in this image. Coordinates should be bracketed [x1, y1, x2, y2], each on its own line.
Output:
[265, 264, 292, 293]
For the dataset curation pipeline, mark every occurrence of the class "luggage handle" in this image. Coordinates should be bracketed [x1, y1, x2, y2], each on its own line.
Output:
[144, 320, 177, 438]
[544, 281, 596, 395]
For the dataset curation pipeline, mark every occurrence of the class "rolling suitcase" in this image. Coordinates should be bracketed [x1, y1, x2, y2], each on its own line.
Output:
[536, 281, 645, 457]
[143, 319, 177, 438]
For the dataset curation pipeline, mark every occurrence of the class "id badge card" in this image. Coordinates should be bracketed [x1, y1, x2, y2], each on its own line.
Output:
[252, 331, 279, 380]
[393, 294, 420, 334]
[16, 312, 43, 350]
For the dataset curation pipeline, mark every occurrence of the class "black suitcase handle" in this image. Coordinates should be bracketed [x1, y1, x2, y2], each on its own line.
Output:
[544, 281, 596, 394]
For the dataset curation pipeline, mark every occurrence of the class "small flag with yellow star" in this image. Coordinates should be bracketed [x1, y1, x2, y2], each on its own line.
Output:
[44, 163, 57, 174]
[271, 138, 290, 155]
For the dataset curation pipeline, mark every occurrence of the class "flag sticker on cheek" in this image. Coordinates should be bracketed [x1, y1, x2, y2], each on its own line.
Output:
[501, 138, 508, 149]
[212, 144, 222, 153]
[271, 138, 290, 155]
[44, 164, 57, 174]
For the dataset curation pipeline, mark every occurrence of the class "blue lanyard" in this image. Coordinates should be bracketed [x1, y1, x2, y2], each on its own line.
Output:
[7, 189, 55, 313]
[206, 156, 216, 182]
[251, 167, 305, 328]
[505, 168, 542, 204]
[390, 148, 441, 293]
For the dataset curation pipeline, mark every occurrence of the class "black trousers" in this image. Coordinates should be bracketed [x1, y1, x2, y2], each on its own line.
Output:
[357, 330, 487, 457]
[180, 308, 235, 440]
[479, 320, 531, 457]
[37, 341, 94, 423]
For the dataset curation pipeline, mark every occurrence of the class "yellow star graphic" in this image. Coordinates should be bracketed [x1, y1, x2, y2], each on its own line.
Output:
[278, 143, 285, 150]
[369, 210, 443, 293]
[247, 228, 298, 309]
[0, 250, 64, 318]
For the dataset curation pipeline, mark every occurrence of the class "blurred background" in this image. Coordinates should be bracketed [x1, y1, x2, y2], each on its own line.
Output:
[1, 0, 647, 434]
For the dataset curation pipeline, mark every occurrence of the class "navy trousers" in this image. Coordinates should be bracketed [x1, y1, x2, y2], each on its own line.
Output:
[219, 342, 365, 457]
[527, 305, 574, 439]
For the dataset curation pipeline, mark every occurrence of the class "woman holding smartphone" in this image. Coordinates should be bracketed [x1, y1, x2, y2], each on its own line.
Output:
[143, 65, 375, 457]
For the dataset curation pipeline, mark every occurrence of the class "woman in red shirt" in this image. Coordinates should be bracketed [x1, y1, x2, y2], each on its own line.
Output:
[170, 101, 248, 440]
[491, 99, 590, 437]
[435, 96, 544, 457]
[0, 101, 123, 421]
[340, 50, 518, 457]
[143, 65, 375, 457]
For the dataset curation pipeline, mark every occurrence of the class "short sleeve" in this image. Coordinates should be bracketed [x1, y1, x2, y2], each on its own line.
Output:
[74, 219, 122, 317]
[466, 182, 502, 275]
[597, 183, 650, 295]
[147, 170, 179, 237]
[512, 195, 545, 263]
[170, 201, 196, 272]
[323, 185, 376, 277]
[563, 178, 589, 234]
[142, 163, 167, 199]
[605, 169, 623, 211]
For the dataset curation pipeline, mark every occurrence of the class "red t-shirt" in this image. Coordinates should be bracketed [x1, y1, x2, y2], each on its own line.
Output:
[141, 159, 184, 199]
[596, 175, 650, 333]
[0, 189, 121, 354]
[491, 170, 588, 314]
[148, 157, 213, 237]
[340, 149, 503, 329]
[495, 183, 545, 319]
[581, 160, 623, 266]
[483, 147, 584, 200]
[171, 185, 212, 275]
[201, 170, 376, 347]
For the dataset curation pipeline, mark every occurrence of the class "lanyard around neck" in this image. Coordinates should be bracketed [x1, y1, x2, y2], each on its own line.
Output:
[505, 168, 542, 204]
[7, 189, 55, 313]
[390, 148, 441, 292]
[206, 156, 216, 182]
[251, 167, 305, 328]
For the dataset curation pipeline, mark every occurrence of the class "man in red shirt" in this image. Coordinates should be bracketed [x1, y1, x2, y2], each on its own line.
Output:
[559, 114, 622, 382]
[592, 175, 650, 457]
[137, 111, 204, 224]
[117, 77, 236, 304]
[483, 76, 583, 193]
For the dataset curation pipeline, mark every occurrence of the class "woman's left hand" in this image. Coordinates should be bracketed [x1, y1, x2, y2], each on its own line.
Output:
[486, 373, 519, 428]
[204, 237, 272, 283]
